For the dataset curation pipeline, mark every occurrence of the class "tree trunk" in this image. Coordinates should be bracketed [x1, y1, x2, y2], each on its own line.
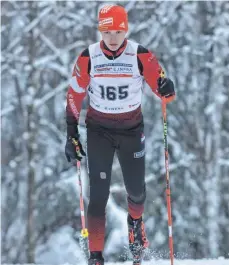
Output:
[26, 2, 37, 262]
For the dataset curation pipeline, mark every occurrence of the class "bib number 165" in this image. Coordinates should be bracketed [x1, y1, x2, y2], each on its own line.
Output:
[99, 85, 129, 101]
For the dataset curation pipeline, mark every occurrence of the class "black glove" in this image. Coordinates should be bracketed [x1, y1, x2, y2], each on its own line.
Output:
[157, 77, 175, 98]
[65, 134, 86, 162]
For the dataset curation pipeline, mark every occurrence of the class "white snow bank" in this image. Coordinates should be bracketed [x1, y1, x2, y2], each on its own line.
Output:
[107, 258, 229, 265]
[35, 226, 84, 264]
[2, 259, 229, 265]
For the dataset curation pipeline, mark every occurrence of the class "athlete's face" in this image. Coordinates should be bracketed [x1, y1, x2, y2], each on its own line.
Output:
[101, 30, 126, 51]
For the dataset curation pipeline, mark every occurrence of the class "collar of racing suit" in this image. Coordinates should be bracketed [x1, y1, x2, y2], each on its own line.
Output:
[100, 39, 127, 59]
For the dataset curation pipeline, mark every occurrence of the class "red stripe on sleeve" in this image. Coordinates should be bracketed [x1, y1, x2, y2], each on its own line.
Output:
[66, 52, 90, 121]
[137, 51, 163, 99]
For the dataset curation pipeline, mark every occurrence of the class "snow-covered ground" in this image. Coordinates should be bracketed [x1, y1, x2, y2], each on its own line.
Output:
[105, 259, 229, 265]
[32, 227, 229, 265]
[3, 260, 229, 265]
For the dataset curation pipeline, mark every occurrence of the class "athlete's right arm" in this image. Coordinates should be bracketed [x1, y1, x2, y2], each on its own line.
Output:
[66, 48, 90, 135]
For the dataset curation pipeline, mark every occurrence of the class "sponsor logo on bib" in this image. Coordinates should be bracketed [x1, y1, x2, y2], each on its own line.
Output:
[94, 63, 133, 74]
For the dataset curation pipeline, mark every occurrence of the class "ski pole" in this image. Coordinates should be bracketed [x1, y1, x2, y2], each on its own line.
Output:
[72, 139, 89, 258]
[161, 99, 174, 265]
[76, 159, 88, 238]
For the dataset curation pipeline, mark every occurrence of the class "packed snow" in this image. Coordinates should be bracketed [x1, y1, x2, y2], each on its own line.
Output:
[2, 260, 229, 265]
[107, 260, 229, 265]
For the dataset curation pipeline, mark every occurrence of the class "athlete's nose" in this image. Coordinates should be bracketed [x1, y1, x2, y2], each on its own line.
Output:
[110, 33, 117, 41]
[110, 37, 116, 43]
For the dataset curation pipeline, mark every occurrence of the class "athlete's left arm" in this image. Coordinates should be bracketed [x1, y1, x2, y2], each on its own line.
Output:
[137, 45, 175, 103]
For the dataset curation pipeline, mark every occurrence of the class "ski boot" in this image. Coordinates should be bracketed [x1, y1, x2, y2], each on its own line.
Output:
[128, 214, 149, 265]
[88, 251, 104, 265]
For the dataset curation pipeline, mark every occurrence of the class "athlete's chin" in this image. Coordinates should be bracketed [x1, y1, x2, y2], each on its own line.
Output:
[108, 44, 120, 51]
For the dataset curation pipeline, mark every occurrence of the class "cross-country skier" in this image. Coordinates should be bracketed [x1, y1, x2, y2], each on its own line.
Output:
[65, 4, 175, 265]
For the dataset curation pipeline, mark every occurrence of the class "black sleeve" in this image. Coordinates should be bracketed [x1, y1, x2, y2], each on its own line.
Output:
[81, 48, 91, 74]
[137, 45, 149, 76]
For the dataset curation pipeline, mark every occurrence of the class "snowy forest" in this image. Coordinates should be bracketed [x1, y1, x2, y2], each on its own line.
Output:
[1, 1, 229, 264]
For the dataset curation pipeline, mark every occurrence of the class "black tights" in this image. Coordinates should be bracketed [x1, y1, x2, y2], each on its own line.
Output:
[86, 123, 146, 251]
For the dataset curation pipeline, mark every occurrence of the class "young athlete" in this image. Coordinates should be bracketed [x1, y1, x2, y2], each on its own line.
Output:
[65, 4, 175, 265]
